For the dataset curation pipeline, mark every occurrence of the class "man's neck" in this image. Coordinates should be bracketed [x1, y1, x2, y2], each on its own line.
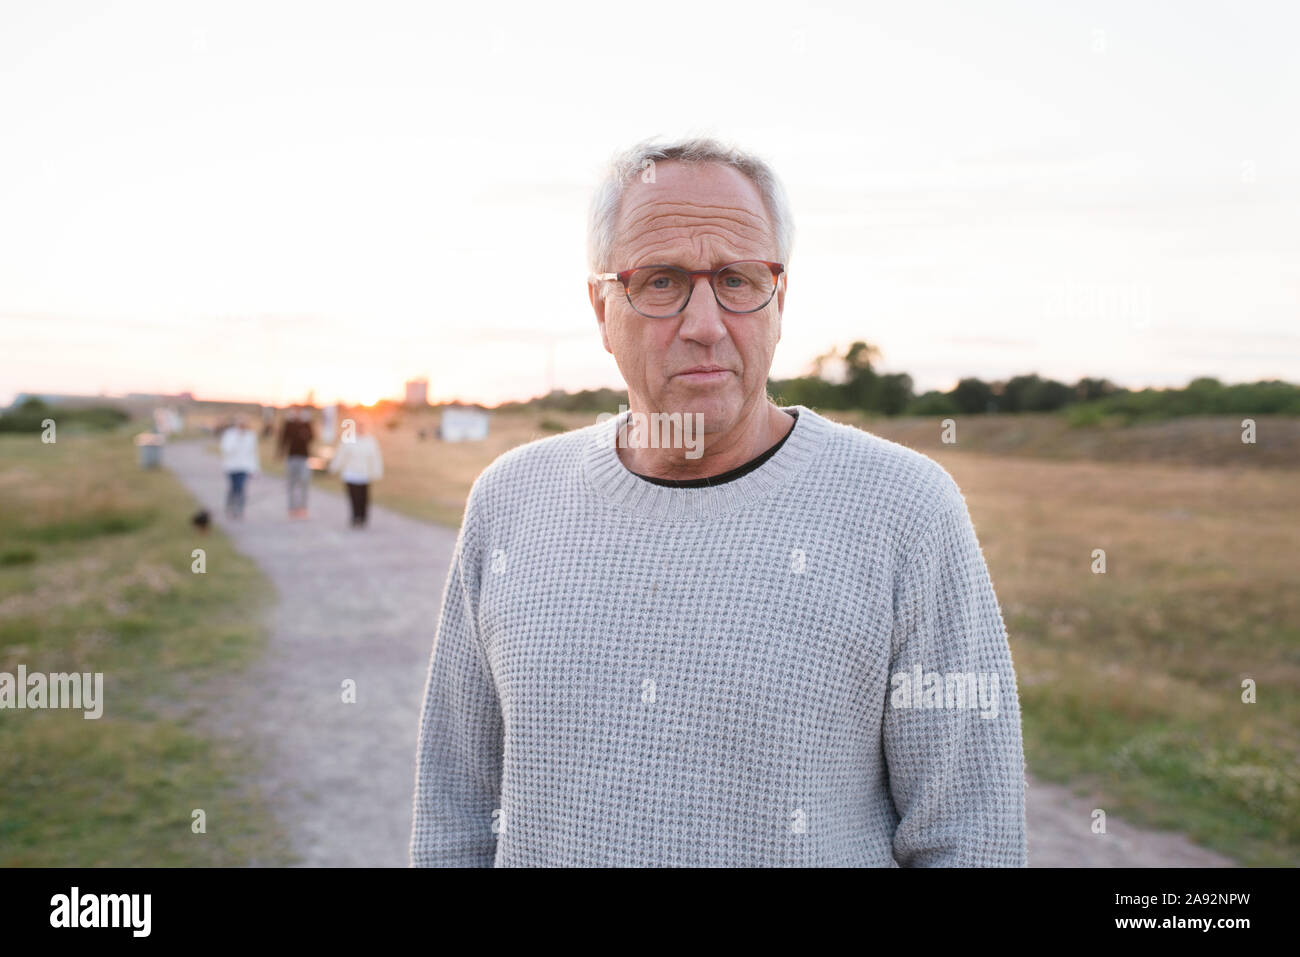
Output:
[616, 401, 795, 482]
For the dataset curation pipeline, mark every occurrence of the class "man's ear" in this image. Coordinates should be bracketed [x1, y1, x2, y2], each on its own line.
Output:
[590, 280, 614, 355]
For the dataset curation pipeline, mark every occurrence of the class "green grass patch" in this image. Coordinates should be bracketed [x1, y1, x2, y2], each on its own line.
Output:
[1016, 626, 1300, 866]
[18, 509, 158, 545]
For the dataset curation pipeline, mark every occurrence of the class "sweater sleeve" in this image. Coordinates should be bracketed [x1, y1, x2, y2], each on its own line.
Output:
[882, 495, 1028, 867]
[410, 492, 503, 866]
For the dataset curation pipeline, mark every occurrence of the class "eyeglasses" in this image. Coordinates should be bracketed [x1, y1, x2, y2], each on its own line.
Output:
[591, 260, 785, 319]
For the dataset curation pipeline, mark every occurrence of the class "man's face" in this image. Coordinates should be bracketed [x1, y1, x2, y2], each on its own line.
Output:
[591, 160, 786, 433]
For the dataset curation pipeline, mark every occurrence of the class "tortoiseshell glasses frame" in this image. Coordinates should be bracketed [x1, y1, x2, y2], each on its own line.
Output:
[590, 260, 786, 319]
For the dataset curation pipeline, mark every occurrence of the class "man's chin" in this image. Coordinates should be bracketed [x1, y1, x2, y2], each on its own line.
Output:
[664, 393, 738, 434]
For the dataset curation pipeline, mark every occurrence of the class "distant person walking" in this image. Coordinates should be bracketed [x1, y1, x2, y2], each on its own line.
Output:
[219, 414, 261, 519]
[329, 414, 383, 528]
[278, 406, 316, 519]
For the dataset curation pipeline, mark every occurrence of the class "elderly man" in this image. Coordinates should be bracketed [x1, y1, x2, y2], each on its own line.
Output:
[411, 137, 1027, 867]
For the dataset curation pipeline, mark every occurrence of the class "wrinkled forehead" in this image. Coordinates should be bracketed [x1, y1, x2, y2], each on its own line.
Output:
[612, 160, 776, 265]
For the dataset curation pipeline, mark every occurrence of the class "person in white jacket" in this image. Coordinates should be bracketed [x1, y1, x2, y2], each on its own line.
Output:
[329, 413, 384, 527]
[219, 414, 261, 519]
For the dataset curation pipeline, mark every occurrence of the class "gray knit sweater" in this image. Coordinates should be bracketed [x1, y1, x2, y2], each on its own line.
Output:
[410, 404, 1027, 867]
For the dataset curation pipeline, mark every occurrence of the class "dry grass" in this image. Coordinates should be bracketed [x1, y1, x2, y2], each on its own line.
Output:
[831, 409, 1300, 469]
[921, 449, 1299, 864]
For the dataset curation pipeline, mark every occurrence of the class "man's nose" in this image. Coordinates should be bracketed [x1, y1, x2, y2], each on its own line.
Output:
[678, 275, 727, 340]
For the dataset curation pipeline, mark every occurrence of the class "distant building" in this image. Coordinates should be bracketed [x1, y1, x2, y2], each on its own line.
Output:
[438, 404, 491, 442]
[405, 377, 429, 407]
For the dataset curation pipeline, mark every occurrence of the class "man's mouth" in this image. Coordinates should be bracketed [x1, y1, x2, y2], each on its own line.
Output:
[675, 366, 731, 382]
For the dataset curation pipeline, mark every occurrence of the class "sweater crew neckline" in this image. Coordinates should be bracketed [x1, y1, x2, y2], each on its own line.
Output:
[581, 404, 831, 521]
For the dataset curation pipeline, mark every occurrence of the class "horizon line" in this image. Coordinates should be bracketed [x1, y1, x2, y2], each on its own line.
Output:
[7, 370, 1298, 413]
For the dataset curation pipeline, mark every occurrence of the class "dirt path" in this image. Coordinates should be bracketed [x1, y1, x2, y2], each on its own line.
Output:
[1026, 778, 1234, 866]
[165, 439, 1236, 868]
[166, 440, 459, 866]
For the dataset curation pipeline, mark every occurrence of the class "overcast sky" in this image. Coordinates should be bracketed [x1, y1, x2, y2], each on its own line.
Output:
[1, 0, 1297, 406]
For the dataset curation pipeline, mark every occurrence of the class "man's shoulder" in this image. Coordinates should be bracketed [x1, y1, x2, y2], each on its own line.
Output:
[809, 409, 958, 489]
[802, 407, 967, 530]
[464, 418, 602, 510]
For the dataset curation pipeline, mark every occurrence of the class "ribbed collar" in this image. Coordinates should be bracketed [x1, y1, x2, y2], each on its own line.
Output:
[580, 404, 832, 522]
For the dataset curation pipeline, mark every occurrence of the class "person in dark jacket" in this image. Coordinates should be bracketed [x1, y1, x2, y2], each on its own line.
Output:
[277, 406, 316, 519]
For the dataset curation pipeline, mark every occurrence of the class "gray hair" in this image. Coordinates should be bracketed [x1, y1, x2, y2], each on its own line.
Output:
[586, 136, 794, 276]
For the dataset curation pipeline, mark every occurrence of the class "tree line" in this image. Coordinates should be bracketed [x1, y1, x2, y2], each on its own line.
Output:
[766, 341, 1300, 420]
[0, 397, 130, 433]
[485, 339, 1299, 420]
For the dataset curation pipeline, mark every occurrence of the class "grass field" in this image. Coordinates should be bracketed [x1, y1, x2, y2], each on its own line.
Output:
[0, 429, 294, 865]
[929, 449, 1298, 866]
[831, 408, 1300, 469]
[296, 403, 1297, 865]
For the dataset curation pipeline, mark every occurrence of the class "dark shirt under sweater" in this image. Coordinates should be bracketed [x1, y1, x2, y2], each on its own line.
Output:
[629, 409, 799, 488]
